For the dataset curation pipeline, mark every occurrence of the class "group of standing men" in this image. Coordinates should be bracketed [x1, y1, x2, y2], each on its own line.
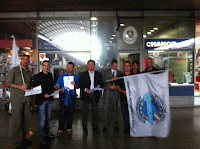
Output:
[6, 54, 158, 149]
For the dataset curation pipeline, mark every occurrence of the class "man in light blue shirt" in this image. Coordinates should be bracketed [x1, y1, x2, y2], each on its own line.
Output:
[56, 62, 79, 136]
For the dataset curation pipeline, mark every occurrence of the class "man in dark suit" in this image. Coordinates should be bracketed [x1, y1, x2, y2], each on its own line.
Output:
[79, 60, 103, 133]
[102, 59, 121, 132]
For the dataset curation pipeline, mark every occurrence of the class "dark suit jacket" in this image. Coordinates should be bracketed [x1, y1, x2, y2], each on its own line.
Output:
[79, 70, 103, 103]
[103, 69, 121, 100]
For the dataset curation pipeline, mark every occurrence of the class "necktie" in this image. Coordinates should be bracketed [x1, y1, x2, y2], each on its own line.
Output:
[112, 71, 115, 85]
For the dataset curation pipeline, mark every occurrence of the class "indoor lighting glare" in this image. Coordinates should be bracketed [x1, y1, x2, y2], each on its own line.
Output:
[111, 38, 114, 39]
[91, 17, 97, 21]
[120, 24, 125, 26]
[92, 24, 96, 26]
[143, 35, 147, 38]
[147, 32, 151, 34]
[80, 27, 84, 29]
[112, 35, 116, 36]
[154, 27, 158, 30]
[150, 30, 154, 32]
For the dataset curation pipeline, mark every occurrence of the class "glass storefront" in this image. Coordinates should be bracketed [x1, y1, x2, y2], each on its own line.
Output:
[0, 11, 197, 107]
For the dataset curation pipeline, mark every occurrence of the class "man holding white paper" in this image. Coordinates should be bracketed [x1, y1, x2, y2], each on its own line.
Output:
[56, 62, 79, 136]
[31, 60, 55, 144]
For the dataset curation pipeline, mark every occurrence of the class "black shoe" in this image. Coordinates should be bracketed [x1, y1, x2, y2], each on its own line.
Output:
[46, 133, 55, 138]
[83, 126, 88, 133]
[123, 129, 130, 133]
[93, 127, 100, 133]
[102, 127, 108, 132]
[40, 138, 47, 144]
[114, 126, 119, 131]
[23, 139, 33, 147]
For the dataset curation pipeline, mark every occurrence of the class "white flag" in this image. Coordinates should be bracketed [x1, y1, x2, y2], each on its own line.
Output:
[124, 71, 170, 138]
[11, 35, 20, 68]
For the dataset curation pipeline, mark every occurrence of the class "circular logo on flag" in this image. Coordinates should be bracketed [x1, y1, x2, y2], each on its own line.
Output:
[137, 93, 166, 125]
[123, 26, 137, 44]
[177, 52, 183, 57]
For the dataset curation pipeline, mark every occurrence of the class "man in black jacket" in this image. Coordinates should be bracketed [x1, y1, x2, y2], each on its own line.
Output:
[79, 60, 103, 133]
[32, 60, 55, 144]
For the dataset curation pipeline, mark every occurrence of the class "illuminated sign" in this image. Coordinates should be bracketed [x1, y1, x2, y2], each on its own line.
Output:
[145, 39, 189, 50]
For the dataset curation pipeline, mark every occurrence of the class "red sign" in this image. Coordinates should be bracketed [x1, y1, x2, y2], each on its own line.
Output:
[0, 39, 32, 48]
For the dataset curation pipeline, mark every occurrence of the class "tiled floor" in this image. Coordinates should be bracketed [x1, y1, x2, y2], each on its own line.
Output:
[1, 107, 200, 149]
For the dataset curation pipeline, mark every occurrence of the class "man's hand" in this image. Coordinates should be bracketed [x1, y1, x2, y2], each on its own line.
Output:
[18, 84, 27, 91]
[44, 94, 50, 98]
[112, 76, 118, 80]
[109, 85, 116, 90]
[71, 81, 75, 85]
[8, 109, 12, 114]
[123, 90, 126, 95]
[86, 88, 91, 94]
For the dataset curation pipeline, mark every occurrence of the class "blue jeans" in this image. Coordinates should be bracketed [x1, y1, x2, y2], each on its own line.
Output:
[59, 94, 76, 131]
[38, 100, 53, 138]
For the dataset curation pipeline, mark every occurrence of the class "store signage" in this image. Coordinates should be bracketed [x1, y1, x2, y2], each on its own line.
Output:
[41, 40, 61, 51]
[177, 52, 183, 57]
[145, 39, 189, 50]
[123, 26, 137, 44]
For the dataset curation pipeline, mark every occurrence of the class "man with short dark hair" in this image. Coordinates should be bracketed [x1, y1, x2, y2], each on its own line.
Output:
[144, 58, 158, 72]
[32, 60, 55, 144]
[116, 61, 133, 133]
[132, 60, 140, 74]
[79, 60, 103, 133]
[56, 62, 79, 136]
[6, 55, 33, 149]
[102, 59, 121, 132]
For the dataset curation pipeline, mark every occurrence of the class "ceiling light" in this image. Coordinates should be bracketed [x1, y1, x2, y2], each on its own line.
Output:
[91, 17, 97, 21]
[143, 35, 147, 38]
[112, 35, 116, 36]
[120, 24, 125, 26]
[92, 29, 96, 31]
[92, 24, 96, 26]
[111, 38, 114, 39]
[80, 27, 84, 29]
[150, 30, 154, 32]
[147, 32, 151, 34]
[153, 27, 158, 30]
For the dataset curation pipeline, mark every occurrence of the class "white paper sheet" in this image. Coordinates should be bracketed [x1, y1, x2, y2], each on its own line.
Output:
[90, 87, 103, 93]
[25, 85, 42, 96]
[63, 76, 74, 90]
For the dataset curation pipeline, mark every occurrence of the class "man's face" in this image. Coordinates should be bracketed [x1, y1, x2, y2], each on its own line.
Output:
[132, 63, 139, 71]
[146, 59, 153, 68]
[42, 62, 50, 73]
[111, 63, 118, 70]
[123, 62, 131, 72]
[87, 61, 95, 71]
[21, 56, 30, 67]
[67, 64, 74, 74]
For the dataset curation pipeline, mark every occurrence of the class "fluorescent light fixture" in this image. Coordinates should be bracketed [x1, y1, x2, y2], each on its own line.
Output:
[92, 29, 96, 31]
[147, 32, 151, 34]
[92, 24, 96, 26]
[120, 24, 125, 26]
[154, 27, 158, 30]
[112, 35, 116, 36]
[111, 38, 114, 39]
[109, 41, 112, 43]
[143, 35, 147, 38]
[150, 30, 154, 32]
[91, 17, 97, 20]
[80, 27, 84, 29]
[23, 47, 31, 50]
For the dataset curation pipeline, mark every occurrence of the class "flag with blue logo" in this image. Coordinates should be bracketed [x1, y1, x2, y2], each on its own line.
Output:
[124, 70, 170, 138]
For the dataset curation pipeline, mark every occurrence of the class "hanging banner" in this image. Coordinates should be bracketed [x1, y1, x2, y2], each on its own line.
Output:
[124, 71, 170, 138]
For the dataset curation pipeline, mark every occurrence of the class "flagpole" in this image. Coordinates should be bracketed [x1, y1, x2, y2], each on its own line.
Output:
[19, 64, 25, 85]
[105, 69, 171, 82]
